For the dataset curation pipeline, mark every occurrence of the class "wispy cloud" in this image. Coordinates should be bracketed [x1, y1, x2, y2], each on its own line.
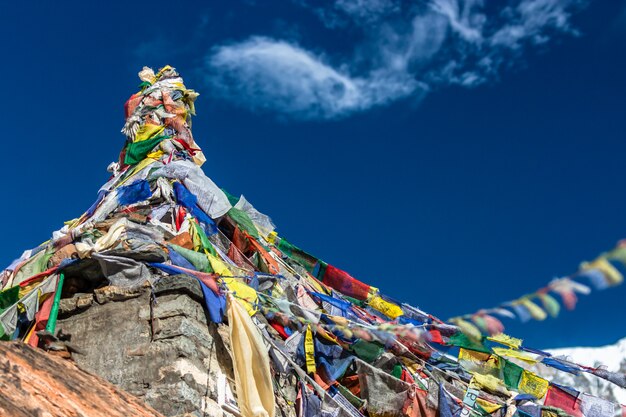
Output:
[205, 0, 588, 120]
[206, 37, 421, 119]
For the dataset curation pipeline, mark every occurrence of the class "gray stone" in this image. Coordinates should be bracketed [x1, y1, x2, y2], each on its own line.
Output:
[55, 275, 295, 417]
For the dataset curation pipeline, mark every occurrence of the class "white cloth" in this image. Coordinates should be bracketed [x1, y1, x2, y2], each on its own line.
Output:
[148, 160, 231, 219]
[227, 295, 275, 417]
[580, 393, 615, 417]
[234, 195, 275, 237]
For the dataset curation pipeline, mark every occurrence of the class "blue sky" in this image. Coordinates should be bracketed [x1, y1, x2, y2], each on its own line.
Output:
[1, 0, 625, 348]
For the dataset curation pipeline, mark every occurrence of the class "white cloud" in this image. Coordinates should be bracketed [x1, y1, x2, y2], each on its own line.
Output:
[205, 0, 588, 120]
[334, 0, 399, 24]
[430, 0, 485, 42]
[207, 37, 420, 119]
[492, 0, 583, 49]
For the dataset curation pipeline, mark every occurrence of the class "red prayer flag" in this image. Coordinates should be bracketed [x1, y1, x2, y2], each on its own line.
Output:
[544, 385, 582, 417]
[321, 264, 370, 301]
[429, 329, 444, 344]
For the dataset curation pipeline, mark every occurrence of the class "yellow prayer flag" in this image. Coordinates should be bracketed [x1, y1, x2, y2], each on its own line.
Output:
[368, 295, 404, 319]
[189, 225, 203, 252]
[399, 357, 422, 374]
[303, 275, 327, 295]
[221, 278, 258, 316]
[459, 348, 492, 363]
[305, 325, 316, 374]
[206, 253, 232, 277]
[155, 65, 173, 78]
[459, 348, 500, 377]
[145, 150, 164, 160]
[19, 282, 41, 299]
[475, 398, 502, 413]
[492, 347, 538, 364]
[134, 124, 165, 142]
[518, 298, 547, 321]
[368, 287, 380, 298]
[470, 373, 510, 397]
[604, 246, 626, 265]
[581, 257, 624, 286]
[518, 370, 548, 399]
[64, 218, 80, 226]
[267, 231, 278, 245]
[487, 333, 522, 349]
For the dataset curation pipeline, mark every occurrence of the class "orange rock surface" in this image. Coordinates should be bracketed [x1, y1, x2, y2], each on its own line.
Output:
[0, 342, 163, 417]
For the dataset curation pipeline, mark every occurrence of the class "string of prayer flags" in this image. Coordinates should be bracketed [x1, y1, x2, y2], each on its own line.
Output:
[450, 245, 625, 332]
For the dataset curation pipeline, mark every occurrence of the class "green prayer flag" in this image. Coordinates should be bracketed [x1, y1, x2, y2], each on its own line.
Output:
[503, 359, 523, 389]
[192, 222, 216, 256]
[448, 332, 490, 353]
[343, 295, 366, 307]
[169, 244, 212, 273]
[0, 286, 19, 314]
[221, 188, 240, 206]
[351, 340, 384, 363]
[228, 207, 259, 239]
[392, 363, 403, 379]
[124, 135, 169, 165]
[538, 293, 560, 318]
[277, 238, 319, 273]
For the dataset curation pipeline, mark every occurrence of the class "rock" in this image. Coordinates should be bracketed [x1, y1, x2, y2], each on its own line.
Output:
[54, 275, 294, 417]
[93, 285, 145, 304]
[0, 341, 163, 417]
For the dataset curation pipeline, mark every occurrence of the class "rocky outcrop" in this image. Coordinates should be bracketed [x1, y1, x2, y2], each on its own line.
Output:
[55, 274, 295, 417]
[0, 341, 163, 417]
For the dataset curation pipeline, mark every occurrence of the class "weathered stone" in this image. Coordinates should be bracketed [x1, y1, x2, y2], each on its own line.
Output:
[59, 297, 77, 315]
[59, 292, 94, 316]
[94, 285, 145, 304]
[152, 274, 204, 301]
[149, 294, 207, 322]
[152, 316, 213, 345]
[54, 275, 282, 417]
[76, 292, 94, 309]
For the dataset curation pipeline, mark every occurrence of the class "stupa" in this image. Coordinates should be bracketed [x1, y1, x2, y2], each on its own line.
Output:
[0, 66, 624, 417]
